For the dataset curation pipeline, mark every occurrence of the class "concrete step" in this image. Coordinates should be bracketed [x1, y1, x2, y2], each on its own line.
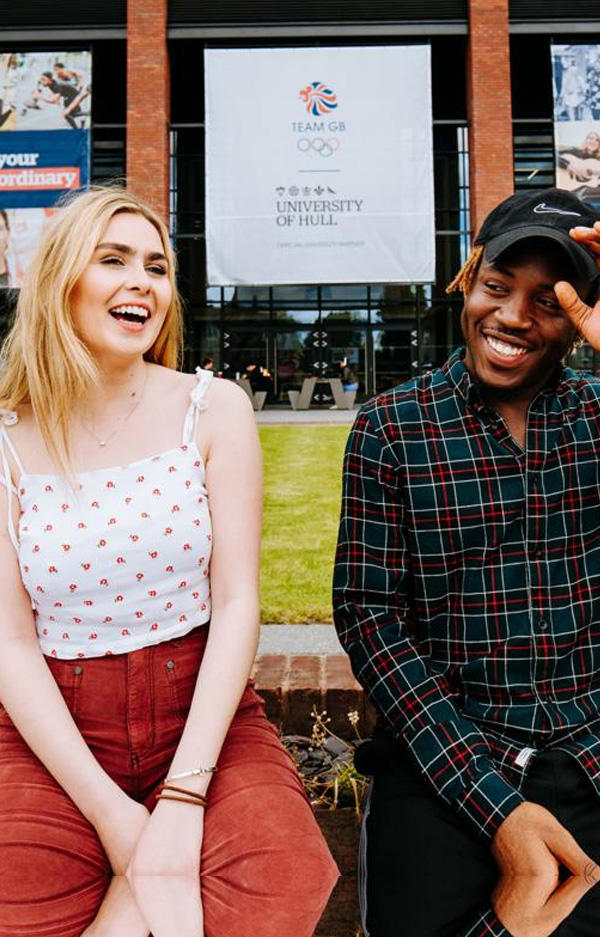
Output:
[258, 623, 344, 656]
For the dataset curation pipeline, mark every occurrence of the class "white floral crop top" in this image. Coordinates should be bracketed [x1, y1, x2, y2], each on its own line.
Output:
[0, 369, 213, 659]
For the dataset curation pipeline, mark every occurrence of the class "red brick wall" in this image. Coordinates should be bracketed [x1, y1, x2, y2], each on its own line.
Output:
[126, 0, 170, 221]
[467, 0, 513, 234]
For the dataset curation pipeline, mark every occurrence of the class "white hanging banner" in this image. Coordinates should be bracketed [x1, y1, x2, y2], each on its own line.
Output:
[205, 46, 435, 286]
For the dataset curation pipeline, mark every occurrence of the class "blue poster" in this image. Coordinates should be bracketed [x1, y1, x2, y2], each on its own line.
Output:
[0, 129, 89, 208]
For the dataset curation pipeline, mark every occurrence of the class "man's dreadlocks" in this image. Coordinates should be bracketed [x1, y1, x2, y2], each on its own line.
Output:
[445, 245, 484, 296]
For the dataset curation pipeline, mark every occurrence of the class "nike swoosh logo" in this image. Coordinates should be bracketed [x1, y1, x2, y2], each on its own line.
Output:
[533, 203, 582, 216]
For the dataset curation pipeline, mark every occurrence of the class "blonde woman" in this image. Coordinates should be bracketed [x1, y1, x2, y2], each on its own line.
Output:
[0, 187, 338, 937]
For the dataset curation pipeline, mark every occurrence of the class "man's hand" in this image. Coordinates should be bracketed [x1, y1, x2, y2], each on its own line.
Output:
[491, 801, 599, 937]
[555, 222, 600, 350]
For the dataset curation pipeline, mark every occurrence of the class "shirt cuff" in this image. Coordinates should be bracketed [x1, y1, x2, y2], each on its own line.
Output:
[403, 719, 524, 840]
[456, 764, 524, 840]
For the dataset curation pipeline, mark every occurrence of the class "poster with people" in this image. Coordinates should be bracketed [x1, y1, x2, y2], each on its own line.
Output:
[552, 44, 600, 198]
[0, 51, 91, 288]
[0, 207, 59, 290]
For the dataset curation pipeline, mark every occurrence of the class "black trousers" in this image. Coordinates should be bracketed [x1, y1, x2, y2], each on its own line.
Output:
[357, 742, 600, 937]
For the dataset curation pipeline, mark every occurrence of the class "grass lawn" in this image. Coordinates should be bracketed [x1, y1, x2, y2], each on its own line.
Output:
[259, 425, 351, 623]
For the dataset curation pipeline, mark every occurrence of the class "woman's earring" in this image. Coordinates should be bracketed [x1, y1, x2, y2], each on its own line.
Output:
[572, 336, 585, 351]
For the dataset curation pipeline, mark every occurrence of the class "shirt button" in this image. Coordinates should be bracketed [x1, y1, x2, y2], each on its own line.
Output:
[166, 659, 175, 670]
[532, 544, 542, 559]
[538, 619, 549, 632]
[73, 665, 83, 675]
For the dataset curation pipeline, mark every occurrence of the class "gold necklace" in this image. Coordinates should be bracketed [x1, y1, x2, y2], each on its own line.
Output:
[82, 367, 149, 448]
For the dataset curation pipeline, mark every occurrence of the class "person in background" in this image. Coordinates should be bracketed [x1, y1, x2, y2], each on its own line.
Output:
[53, 61, 90, 118]
[559, 130, 600, 188]
[28, 72, 87, 130]
[242, 362, 259, 389]
[200, 355, 214, 371]
[338, 356, 358, 393]
[560, 55, 586, 121]
[53, 62, 87, 90]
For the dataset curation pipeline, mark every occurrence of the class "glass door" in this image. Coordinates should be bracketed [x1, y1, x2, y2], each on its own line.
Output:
[327, 327, 367, 402]
[273, 328, 319, 403]
[222, 326, 274, 401]
[371, 328, 412, 396]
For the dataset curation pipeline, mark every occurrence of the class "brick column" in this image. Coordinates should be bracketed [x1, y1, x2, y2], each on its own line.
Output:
[126, 0, 170, 220]
[466, 0, 513, 234]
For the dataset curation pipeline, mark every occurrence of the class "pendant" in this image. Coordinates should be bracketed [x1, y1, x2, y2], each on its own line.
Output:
[99, 441, 106, 447]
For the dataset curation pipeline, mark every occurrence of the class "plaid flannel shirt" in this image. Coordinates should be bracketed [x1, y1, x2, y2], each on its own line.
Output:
[333, 350, 600, 937]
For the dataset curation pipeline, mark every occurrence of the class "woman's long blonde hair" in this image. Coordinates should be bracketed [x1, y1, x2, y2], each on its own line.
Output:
[0, 186, 183, 475]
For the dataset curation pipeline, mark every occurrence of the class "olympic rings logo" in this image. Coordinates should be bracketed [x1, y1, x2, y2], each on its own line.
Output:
[297, 137, 340, 158]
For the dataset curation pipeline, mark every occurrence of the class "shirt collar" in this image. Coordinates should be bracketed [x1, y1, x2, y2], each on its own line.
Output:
[443, 347, 568, 412]
[442, 348, 484, 410]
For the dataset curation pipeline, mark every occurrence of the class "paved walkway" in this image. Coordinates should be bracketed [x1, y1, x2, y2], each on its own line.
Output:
[258, 623, 344, 655]
[256, 408, 357, 425]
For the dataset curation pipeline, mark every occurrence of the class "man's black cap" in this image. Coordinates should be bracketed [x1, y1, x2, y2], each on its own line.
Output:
[474, 188, 600, 286]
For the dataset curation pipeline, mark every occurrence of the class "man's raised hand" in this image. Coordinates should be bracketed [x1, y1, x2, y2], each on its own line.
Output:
[555, 222, 600, 350]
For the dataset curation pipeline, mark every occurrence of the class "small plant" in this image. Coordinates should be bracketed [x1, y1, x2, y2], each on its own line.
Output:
[283, 707, 369, 813]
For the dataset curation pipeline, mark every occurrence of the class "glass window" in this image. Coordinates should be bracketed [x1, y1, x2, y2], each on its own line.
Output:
[513, 122, 554, 193]
[372, 284, 421, 324]
[91, 126, 125, 186]
[371, 329, 413, 395]
[222, 327, 270, 383]
[275, 329, 315, 396]
[174, 237, 208, 307]
[184, 319, 221, 373]
[91, 40, 126, 126]
[226, 287, 271, 320]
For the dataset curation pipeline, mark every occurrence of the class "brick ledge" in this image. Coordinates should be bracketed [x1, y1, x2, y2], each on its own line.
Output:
[252, 653, 375, 737]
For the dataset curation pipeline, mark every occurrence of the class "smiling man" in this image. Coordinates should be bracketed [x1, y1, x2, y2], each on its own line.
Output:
[333, 188, 600, 937]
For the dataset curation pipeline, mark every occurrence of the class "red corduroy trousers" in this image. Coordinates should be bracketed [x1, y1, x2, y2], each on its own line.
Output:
[0, 626, 338, 936]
